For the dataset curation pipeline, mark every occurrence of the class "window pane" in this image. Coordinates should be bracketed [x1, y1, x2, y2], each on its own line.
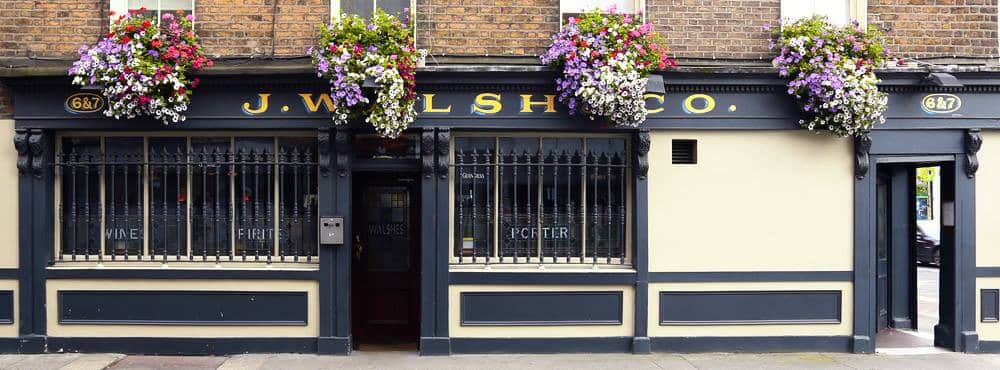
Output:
[499, 138, 539, 258]
[541, 138, 583, 259]
[780, 1, 814, 20]
[104, 137, 145, 258]
[234, 137, 275, 260]
[815, 0, 850, 25]
[149, 138, 188, 258]
[454, 137, 495, 261]
[161, 0, 194, 11]
[278, 137, 318, 260]
[585, 138, 627, 261]
[354, 134, 419, 160]
[342, 0, 373, 19]
[561, 0, 634, 14]
[377, 0, 409, 17]
[190, 137, 231, 259]
[59, 137, 102, 258]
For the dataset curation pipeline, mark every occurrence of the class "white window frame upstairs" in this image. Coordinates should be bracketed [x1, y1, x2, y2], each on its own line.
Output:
[330, 0, 417, 21]
[109, 0, 196, 25]
[781, 0, 866, 27]
[560, 0, 646, 25]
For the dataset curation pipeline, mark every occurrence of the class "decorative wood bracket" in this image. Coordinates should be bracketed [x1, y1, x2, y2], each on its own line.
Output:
[854, 131, 872, 180]
[966, 128, 983, 179]
[436, 128, 450, 180]
[422, 129, 436, 179]
[335, 127, 350, 178]
[633, 129, 650, 180]
[28, 128, 47, 179]
[14, 128, 29, 176]
[317, 127, 331, 177]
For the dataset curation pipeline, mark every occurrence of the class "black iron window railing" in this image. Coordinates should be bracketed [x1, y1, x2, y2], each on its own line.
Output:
[452, 136, 629, 266]
[55, 136, 319, 264]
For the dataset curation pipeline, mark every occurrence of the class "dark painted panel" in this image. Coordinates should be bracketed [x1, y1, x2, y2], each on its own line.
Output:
[449, 272, 636, 285]
[460, 291, 623, 326]
[58, 291, 308, 325]
[451, 337, 631, 354]
[46, 337, 317, 355]
[983, 290, 999, 323]
[0, 291, 12, 324]
[649, 271, 852, 283]
[869, 130, 965, 155]
[659, 291, 842, 325]
[651, 336, 852, 353]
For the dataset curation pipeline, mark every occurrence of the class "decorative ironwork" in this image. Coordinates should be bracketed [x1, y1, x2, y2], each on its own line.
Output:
[966, 128, 982, 178]
[855, 131, 872, 180]
[452, 136, 628, 265]
[54, 136, 318, 263]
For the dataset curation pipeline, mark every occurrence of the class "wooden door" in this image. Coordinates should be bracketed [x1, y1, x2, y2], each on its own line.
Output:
[351, 174, 420, 346]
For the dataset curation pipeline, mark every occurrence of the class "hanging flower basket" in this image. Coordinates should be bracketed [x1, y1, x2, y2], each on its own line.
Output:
[309, 9, 427, 138]
[541, 8, 675, 127]
[768, 16, 890, 137]
[69, 8, 212, 124]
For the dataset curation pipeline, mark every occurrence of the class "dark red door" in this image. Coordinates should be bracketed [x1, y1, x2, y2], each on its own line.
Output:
[351, 174, 420, 347]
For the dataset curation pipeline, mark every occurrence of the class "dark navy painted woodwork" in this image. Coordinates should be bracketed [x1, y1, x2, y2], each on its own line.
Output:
[983, 290, 999, 323]
[0, 291, 12, 324]
[58, 291, 308, 325]
[460, 291, 623, 326]
[659, 291, 842, 325]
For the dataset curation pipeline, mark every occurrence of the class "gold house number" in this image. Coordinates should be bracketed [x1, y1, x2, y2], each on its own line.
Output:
[65, 93, 104, 114]
[921, 93, 962, 114]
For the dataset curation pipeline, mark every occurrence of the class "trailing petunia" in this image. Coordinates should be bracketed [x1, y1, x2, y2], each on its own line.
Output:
[309, 9, 426, 138]
[541, 8, 675, 127]
[69, 8, 212, 124]
[769, 16, 890, 137]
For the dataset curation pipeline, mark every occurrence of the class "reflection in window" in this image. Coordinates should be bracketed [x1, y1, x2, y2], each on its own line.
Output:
[59, 137, 102, 259]
[190, 137, 231, 260]
[149, 138, 187, 258]
[104, 137, 144, 259]
[453, 136, 629, 265]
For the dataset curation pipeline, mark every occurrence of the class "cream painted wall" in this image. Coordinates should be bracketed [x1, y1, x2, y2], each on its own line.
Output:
[0, 280, 16, 338]
[977, 132, 1000, 267]
[978, 277, 1000, 340]
[449, 285, 634, 338]
[46, 279, 319, 337]
[648, 281, 853, 337]
[0, 121, 17, 268]
[647, 131, 854, 272]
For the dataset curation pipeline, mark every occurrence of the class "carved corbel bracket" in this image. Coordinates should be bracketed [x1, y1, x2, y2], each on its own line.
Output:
[855, 131, 872, 180]
[966, 128, 982, 178]
[422, 129, 436, 179]
[317, 127, 331, 177]
[335, 127, 350, 178]
[14, 128, 29, 175]
[633, 129, 650, 180]
[28, 129, 47, 178]
[436, 128, 450, 180]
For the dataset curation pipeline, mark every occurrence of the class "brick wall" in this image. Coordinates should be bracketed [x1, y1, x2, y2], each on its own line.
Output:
[196, 0, 328, 57]
[869, 0, 999, 59]
[0, 0, 105, 59]
[415, 0, 560, 56]
[647, 0, 780, 61]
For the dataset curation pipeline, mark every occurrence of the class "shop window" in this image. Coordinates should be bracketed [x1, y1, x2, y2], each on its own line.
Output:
[452, 136, 629, 266]
[781, 0, 866, 26]
[110, 0, 195, 22]
[560, 0, 643, 24]
[335, 0, 413, 19]
[56, 135, 318, 264]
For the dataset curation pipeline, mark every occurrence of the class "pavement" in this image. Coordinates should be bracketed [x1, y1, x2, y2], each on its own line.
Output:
[4, 352, 1000, 370]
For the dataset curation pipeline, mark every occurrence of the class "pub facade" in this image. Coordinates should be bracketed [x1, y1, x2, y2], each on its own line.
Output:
[1, 0, 1000, 357]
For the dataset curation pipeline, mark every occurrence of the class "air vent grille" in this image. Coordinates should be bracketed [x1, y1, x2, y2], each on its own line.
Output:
[672, 139, 697, 165]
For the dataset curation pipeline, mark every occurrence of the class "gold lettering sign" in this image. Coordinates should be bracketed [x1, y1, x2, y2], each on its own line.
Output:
[65, 93, 104, 114]
[921, 93, 962, 114]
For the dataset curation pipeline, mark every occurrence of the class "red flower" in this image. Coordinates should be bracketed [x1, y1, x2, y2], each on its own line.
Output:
[579, 40, 588, 48]
[177, 87, 186, 95]
[142, 20, 151, 28]
[151, 39, 162, 48]
[120, 36, 132, 44]
[590, 50, 600, 58]
[191, 77, 200, 88]
[126, 25, 135, 32]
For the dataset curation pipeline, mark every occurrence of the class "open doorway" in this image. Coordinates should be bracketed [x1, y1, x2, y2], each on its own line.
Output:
[874, 162, 952, 353]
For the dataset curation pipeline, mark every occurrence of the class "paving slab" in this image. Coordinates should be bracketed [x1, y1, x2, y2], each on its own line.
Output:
[217, 354, 272, 370]
[679, 353, 850, 370]
[107, 355, 227, 370]
[826, 352, 1000, 370]
[60, 354, 126, 370]
[2, 354, 83, 370]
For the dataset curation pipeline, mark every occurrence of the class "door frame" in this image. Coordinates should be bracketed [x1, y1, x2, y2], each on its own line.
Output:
[853, 129, 980, 353]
